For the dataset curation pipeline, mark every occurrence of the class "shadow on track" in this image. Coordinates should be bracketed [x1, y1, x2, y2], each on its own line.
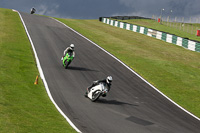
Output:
[95, 99, 138, 106]
[67, 66, 98, 72]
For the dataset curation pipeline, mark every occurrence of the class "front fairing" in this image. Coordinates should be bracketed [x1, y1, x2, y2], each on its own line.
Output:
[63, 53, 73, 66]
[88, 83, 108, 99]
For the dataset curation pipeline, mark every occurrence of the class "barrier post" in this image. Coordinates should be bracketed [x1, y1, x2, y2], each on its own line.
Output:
[196, 30, 200, 36]
[158, 18, 161, 23]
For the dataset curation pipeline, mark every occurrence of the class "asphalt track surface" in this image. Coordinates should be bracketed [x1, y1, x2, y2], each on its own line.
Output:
[19, 12, 200, 133]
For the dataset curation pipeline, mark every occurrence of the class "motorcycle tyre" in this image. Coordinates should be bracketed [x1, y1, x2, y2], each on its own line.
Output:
[91, 90, 101, 102]
[64, 60, 71, 69]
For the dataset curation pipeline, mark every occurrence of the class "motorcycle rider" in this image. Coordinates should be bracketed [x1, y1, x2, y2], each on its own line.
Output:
[61, 44, 75, 60]
[86, 76, 113, 97]
[30, 7, 36, 14]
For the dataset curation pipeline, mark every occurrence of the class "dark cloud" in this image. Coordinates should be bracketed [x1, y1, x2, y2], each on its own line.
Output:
[1, 0, 200, 21]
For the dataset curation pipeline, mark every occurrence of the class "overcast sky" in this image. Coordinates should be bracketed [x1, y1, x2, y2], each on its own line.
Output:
[1, 0, 200, 22]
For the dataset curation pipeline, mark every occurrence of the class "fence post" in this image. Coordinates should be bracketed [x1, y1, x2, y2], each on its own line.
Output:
[190, 17, 192, 34]
[175, 17, 177, 28]
[182, 17, 184, 31]
[167, 16, 169, 26]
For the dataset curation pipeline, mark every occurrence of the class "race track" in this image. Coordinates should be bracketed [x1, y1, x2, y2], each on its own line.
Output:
[19, 12, 200, 133]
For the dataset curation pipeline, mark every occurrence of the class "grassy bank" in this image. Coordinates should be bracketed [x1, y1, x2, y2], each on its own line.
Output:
[0, 8, 76, 133]
[56, 18, 200, 118]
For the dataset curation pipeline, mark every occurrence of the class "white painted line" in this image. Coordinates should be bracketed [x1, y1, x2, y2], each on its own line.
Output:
[12, 9, 18, 12]
[15, 11, 81, 133]
[52, 17, 200, 121]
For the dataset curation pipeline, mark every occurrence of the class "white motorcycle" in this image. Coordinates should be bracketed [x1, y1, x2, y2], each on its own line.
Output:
[85, 83, 108, 102]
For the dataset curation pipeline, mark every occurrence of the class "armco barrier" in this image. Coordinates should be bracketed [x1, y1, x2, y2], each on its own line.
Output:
[101, 18, 200, 53]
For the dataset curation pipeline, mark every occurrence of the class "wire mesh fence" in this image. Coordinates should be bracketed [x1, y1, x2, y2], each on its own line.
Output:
[152, 15, 200, 36]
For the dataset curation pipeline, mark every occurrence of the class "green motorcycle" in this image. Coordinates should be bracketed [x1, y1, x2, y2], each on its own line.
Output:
[62, 52, 74, 69]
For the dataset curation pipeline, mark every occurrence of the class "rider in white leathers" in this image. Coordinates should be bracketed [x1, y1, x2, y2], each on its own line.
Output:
[86, 76, 112, 97]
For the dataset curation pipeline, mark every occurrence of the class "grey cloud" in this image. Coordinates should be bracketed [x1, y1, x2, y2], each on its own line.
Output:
[118, 0, 200, 22]
[1, 0, 200, 20]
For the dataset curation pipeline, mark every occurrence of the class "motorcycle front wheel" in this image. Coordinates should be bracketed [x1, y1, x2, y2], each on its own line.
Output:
[91, 90, 101, 102]
[64, 60, 71, 69]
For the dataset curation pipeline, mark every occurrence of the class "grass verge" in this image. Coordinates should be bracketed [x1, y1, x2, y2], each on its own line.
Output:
[55, 18, 200, 118]
[0, 8, 76, 133]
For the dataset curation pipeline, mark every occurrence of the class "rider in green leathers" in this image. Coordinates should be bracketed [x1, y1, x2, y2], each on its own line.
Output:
[61, 44, 75, 67]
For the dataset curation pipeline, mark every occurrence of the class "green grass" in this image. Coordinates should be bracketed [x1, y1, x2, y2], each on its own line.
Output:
[0, 8, 76, 133]
[119, 19, 200, 42]
[55, 18, 200, 118]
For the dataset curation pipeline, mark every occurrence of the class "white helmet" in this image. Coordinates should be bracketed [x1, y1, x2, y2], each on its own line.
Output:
[106, 76, 112, 84]
[70, 44, 74, 49]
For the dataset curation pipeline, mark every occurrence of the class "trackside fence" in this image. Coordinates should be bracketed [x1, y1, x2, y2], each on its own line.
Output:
[100, 17, 200, 52]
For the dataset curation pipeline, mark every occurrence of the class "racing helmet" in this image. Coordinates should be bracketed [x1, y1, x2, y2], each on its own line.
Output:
[70, 44, 74, 50]
[106, 76, 112, 84]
